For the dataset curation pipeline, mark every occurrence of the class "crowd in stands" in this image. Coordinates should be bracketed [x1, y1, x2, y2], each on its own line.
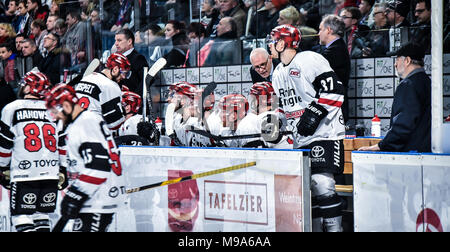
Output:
[0, 0, 447, 108]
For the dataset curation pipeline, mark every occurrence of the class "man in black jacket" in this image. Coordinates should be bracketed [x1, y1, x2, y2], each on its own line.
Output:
[38, 33, 70, 85]
[358, 42, 431, 152]
[318, 14, 351, 124]
[114, 28, 149, 98]
[249, 47, 280, 83]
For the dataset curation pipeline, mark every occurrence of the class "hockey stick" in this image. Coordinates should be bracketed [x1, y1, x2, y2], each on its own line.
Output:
[188, 127, 293, 142]
[126, 161, 256, 194]
[52, 216, 69, 232]
[143, 58, 167, 123]
[66, 58, 100, 86]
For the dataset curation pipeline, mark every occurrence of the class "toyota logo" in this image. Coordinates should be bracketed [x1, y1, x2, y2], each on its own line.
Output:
[311, 146, 325, 158]
[23, 193, 37, 204]
[43, 192, 56, 203]
[18, 160, 31, 170]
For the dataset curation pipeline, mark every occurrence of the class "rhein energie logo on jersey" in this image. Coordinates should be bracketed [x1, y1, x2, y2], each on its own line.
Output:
[278, 87, 302, 108]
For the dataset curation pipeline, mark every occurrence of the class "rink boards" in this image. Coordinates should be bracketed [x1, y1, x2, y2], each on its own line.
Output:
[115, 146, 311, 232]
[353, 152, 450, 232]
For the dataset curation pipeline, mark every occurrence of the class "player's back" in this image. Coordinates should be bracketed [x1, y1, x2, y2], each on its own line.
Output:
[74, 72, 125, 130]
[0, 99, 59, 182]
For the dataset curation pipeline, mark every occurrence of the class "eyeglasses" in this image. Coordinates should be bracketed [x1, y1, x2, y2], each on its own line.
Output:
[373, 11, 384, 16]
[253, 57, 270, 71]
[414, 9, 426, 14]
[340, 16, 353, 19]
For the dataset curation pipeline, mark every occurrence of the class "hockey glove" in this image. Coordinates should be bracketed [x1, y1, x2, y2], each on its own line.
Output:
[60, 186, 89, 219]
[137, 121, 159, 144]
[58, 166, 69, 190]
[0, 166, 10, 190]
[297, 101, 328, 137]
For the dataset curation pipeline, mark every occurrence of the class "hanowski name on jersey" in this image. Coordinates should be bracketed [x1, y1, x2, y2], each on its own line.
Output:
[75, 81, 101, 101]
[13, 108, 50, 125]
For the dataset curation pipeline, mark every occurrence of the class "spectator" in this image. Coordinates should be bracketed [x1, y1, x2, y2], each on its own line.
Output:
[110, 0, 133, 32]
[334, 0, 358, 15]
[277, 5, 300, 26]
[358, 42, 430, 152]
[38, 32, 71, 85]
[216, 0, 247, 38]
[46, 13, 58, 34]
[54, 18, 67, 37]
[202, 16, 241, 66]
[201, 0, 220, 29]
[0, 43, 19, 93]
[317, 14, 350, 124]
[359, 2, 390, 57]
[243, 0, 264, 37]
[15, 0, 32, 36]
[79, 0, 95, 19]
[114, 28, 149, 98]
[339, 6, 359, 55]
[27, 0, 49, 21]
[204, 0, 221, 37]
[64, 10, 87, 72]
[135, 23, 165, 46]
[186, 22, 209, 67]
[0, 23, 17, 45]
[164, 31, 191, 67]
[14, 33, 27, 55]
[358, 0, 375, 27]
[158, 20, 185, 58]
[0, 0, 19, 23]
[249, 0, 287, 38]
[30, 19, 48, 55]
[410, 0, 431, 54]
[50, 0, 61, 16]
[249, 47, 280, 83]
[385, 0, 411, 54]
[16, 38, 43, 79]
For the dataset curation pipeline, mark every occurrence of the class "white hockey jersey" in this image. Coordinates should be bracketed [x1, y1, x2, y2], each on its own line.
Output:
[0, 99, 59, 182]
[272, 51, 346, 148]
[118, 114, 143, 136]
[65, 110, 126, 213]
[74, 72, 125, 131]
[236, 110, 293, 149]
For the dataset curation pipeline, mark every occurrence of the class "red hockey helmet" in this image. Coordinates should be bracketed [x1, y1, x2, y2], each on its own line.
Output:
[106, 53, 131, 78]
[21, 71, 52, 98]
[270, 24, 301, 49]
[122, 91, 142, 114]
[250, 81, 276, 107]
[219, 94, 249, 120]
[45, 84, 79, 110]
[168, 81, 198, 100]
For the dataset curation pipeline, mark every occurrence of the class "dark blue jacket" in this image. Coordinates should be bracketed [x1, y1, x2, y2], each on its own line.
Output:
[378, 68, 431, 152]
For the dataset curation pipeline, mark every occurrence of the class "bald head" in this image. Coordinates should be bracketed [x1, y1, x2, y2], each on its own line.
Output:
[250, 48, 272, 79]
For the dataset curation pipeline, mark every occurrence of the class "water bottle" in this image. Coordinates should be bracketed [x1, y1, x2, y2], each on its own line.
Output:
[155, 117, 162, 134]
[371, 115, 381, 137]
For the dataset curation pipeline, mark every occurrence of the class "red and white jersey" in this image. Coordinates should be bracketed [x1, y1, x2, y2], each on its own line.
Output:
[0, 99, 59, 182]
[272, 51, 346, 148]
[236, 110, 293, 149]
[118, 114, 143, 136]
[65, 110, 126, 213]
[74, 72, 125, 131]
